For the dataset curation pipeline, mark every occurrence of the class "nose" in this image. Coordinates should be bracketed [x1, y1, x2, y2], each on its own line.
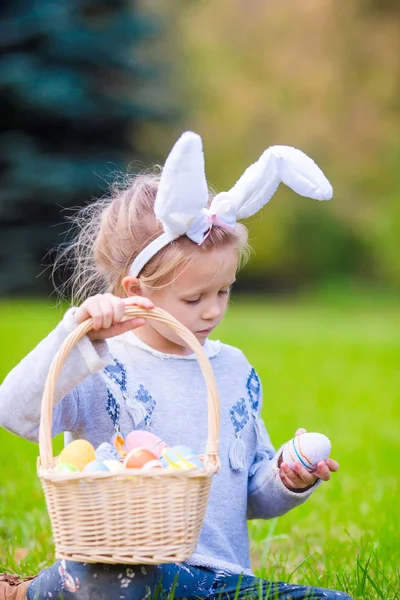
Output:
[201, 299, 221, 322]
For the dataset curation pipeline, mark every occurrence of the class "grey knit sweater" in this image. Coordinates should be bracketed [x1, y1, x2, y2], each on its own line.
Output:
[0, 308, 318, 575]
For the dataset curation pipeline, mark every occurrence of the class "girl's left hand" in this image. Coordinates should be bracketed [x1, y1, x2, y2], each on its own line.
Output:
[279, 428, 339, 492]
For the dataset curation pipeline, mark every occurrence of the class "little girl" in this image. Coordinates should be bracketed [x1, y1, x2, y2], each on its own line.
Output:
[0, 132, 352, 600]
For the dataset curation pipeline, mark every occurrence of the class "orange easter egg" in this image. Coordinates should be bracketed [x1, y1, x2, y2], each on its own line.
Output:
[123, 447, 157, 469]
[58, 440, 96, 471]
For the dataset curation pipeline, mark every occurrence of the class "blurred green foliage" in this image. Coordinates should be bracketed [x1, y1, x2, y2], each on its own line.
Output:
[1, 0, 400, 296]
[0, 0, 174, 295]
[171, 0, 400, 291]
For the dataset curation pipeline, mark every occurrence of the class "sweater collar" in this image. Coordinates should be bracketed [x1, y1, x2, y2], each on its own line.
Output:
[116, 330, 222, 360]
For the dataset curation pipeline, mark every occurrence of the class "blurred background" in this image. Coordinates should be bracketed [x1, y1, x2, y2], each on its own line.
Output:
[1, 0, 399, 297]
[1, 2, 400, 594]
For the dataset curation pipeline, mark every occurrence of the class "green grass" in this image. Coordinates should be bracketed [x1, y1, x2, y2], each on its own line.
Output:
[0, 295, 399, 598]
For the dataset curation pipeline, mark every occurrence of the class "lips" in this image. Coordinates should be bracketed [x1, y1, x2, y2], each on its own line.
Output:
[197, 327, 214, 335]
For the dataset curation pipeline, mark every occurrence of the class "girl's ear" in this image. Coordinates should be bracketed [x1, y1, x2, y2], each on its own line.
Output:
[121, 276, 143, 297]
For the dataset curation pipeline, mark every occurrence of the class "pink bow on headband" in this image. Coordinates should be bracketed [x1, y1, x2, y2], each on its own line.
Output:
[129, 131, 332, 277]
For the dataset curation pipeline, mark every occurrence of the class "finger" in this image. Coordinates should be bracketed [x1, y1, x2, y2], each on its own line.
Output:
[87, 297, 104, 331]
[280, 467, 310, 490]
[123, 296, 154, 309]
[326, 458, 340, 472]
[109, 295, 125, 325]
[89, 318, 146, 340]
[97, 295, 115, 330]
[293, 461, 317, 485]
[281, 462, 304, 486]
[295, 428, 307, 436]
[114, 317, 147, 333]
[280, 470, 298, 490]
[314, 461, 331, 481]
[73, 305, 90, 325]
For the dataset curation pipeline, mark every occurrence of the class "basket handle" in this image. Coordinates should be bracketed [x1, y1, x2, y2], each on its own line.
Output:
[39, 306, 221, 470]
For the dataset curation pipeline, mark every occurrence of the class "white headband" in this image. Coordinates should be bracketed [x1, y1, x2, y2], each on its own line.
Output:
[129, 131, 333, 277]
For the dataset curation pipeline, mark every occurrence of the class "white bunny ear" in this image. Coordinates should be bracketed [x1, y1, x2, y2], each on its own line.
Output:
[129, 139, 334, 278]
[155, 131, 209, 237]
[129, 131, 211, 277]
[273, 145, 333, 201]
[210, 145, 333, 225]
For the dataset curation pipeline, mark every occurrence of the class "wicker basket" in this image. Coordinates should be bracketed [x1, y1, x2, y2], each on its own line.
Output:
[37, 305, 220, 564]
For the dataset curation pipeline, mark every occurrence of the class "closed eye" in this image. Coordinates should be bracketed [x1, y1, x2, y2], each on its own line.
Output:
[184, 286, 233, 305]
[185, 297, 201, 305]
[219, 284, 234, 296]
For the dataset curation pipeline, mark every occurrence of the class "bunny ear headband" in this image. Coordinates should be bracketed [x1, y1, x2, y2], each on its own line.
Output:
[129, 131, 333, 277]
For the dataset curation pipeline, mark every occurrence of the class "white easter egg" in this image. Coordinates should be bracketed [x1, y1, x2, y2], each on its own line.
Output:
[141, 459, 163, 472]
[282, 432, 331, 472]
[103, 460, 124, 472]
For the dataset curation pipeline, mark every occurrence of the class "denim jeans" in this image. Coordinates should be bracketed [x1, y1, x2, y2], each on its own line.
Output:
[27, 560, 353, 600]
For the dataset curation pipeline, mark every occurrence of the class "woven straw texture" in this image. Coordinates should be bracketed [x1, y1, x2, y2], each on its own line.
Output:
[37, 306, 221, 564]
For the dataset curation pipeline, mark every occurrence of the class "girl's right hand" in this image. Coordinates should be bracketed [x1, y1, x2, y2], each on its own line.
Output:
[73, 293, 154, 341]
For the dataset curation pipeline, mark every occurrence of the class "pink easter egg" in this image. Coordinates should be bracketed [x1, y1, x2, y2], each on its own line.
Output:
[125, 431, 167, 458]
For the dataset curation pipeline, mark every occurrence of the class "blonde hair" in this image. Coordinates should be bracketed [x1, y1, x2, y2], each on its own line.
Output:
[53, 170, 250, 304]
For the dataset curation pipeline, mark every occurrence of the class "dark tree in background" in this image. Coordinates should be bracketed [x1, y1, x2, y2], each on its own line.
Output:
[0, 0, 173, 296]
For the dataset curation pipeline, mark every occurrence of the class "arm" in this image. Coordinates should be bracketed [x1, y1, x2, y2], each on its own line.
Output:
[246, 377, 320, 520]
[0, 308, 111, 441]
[247, 442, 320, 520]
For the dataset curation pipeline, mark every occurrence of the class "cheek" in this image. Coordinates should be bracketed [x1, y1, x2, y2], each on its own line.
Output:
[149, 304, 196, 345]
[170, 306, 197, 333]
[145, 292, 198, 336]
[153, 297, 193, 326]
[150, 321, 184, 345]
[219, 294, 230, 314]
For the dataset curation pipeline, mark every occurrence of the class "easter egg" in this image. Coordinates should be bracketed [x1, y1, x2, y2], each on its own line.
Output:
[282, 432, 331, 472]
[125, 431, 167, 458]
[163, 465, 179, 472]
[180, 455, 204, 469]
[54, 463, 79, 473]
[174, 446, 203, 469]
[173, 445, 195, 457]
[58, 440, 96, 471]
[141, 459, 163, 471]
[83, 460, 110, 473]
[96, 442, 120, 462]
[161, 447, 180, 468]
[161, 446, 203, 470]
[103, 460, 124, 473]
[123, 447, 157, 469]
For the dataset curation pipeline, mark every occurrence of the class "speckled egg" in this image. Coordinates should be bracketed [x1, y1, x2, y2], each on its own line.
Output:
[282, 432, 331, 472]
[58, 440, 96, 471]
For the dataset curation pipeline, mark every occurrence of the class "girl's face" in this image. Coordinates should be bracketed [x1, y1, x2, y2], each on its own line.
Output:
[125, 245, 239, 355]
